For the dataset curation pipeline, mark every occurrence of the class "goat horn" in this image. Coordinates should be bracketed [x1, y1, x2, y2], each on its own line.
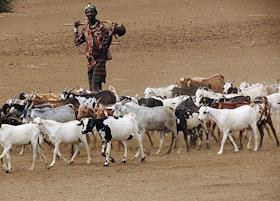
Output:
[28, 101, 34, 110]
[68, 87, 74, 93]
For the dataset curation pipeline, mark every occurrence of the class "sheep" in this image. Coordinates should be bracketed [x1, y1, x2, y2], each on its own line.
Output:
[33, 117, 91, 168]
[113, 101, 180, 155]
[198, 105, 260, 155]
[81, 114, 145, 166]
[0, 122, 46, 173]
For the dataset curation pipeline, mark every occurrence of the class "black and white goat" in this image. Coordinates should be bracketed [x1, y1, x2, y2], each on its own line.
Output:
[81, 114, 145, 166]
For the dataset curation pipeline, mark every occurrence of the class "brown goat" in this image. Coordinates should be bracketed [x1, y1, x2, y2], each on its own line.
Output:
[31, 93, 60, 102]
[179, 74, 225, 93]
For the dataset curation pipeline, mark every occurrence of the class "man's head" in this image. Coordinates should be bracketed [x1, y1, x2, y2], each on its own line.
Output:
[85, 3, 97, 23]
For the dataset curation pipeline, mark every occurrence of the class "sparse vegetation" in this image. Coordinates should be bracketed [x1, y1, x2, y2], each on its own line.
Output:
[0, 0, 14, 13]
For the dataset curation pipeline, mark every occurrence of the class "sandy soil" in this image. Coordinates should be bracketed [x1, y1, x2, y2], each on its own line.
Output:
[0, 0, 280, 200]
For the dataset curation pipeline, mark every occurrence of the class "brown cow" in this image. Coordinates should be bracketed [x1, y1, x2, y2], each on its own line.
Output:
[179, 73, 225, 93]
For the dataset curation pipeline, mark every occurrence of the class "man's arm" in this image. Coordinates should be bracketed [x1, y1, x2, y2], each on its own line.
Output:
[74, 21, 85, 46]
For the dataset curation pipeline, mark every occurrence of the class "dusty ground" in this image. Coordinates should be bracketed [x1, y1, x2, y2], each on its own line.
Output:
[0, 0, 280, 200]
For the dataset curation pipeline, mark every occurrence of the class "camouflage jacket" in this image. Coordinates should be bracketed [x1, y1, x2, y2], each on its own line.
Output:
[77, 20, 114, 58]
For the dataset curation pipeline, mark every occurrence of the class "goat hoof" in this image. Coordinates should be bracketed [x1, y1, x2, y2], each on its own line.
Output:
[234, 149, 239, 153]
[121, 160, 127, 165]
[217, 151, 223, 155]
[5, 170, 11, 174]
[47, 165, 53, 169]
[145, 149, 150, 155]
[86, 160, 91, 164]
[110, 157, 115, 163]
[103, 163, 109, 167]
[141, 157, 145, 163]
[68, 161, 74, 165]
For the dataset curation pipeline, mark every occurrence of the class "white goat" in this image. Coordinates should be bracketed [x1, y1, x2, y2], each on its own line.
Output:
[266, 93, 280, 131]
[198, 106, 260, 155]
[33, 117, 91, 168]
[113, 101, 180, 155]
[81, 114, 145, 166]
[239, 83, 267, 100]
[0, 123, 46, 172]
[144, 84, 177, 99]
[153, 95, 189, 110]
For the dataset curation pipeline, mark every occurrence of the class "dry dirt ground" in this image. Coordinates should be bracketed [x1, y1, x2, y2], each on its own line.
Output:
[0, 0, 280, 200]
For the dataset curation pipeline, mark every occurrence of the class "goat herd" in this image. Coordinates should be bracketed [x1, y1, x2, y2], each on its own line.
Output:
[0, 73, 280, 173]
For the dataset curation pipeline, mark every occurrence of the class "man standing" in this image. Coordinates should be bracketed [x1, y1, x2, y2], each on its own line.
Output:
[74, 3, 126, 93]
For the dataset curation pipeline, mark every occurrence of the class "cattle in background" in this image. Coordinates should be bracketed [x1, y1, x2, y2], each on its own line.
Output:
[179, 74, 225, 93]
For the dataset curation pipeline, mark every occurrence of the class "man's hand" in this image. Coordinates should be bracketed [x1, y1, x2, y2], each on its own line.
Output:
[74, 21, 81, 28]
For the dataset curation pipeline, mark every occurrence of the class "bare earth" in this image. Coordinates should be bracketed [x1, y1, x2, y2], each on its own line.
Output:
[0, 0, 280, 200]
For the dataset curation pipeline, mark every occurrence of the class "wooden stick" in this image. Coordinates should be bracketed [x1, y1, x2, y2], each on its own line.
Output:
[64, 23, 85, 26]
[64, 20, 113, 26]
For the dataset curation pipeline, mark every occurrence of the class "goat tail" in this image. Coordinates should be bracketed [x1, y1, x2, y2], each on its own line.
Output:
[109, 85, 120, 101]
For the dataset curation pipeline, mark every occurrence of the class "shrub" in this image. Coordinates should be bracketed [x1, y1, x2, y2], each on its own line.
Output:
[0, 0, 14, 13]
